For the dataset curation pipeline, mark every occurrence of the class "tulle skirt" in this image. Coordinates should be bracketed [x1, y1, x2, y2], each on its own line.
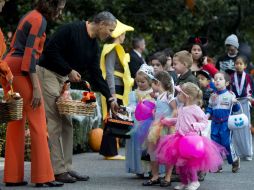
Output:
[132, 118, 154, 145]
[156, 133, 227, 173]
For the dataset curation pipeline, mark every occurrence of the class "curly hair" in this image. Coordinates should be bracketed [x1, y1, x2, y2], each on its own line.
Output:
[35, 0, 66, 20]
[154, 71, 174, 94]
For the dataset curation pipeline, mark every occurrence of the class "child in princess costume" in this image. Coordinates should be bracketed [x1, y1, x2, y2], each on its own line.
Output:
[125, 64, 155, 177]
[142, 71, 176, 187]
[156, 82, 226, 190]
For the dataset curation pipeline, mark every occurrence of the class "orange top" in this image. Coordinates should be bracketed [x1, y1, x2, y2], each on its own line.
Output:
[0, 28, 6, 59]
[6, 10, 47, 73]
[0, 28, 13, 82]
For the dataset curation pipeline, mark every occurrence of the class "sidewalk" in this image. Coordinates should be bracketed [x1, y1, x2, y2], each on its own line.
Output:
[0, 148, 254, 190]
[0, 158, 3, 171]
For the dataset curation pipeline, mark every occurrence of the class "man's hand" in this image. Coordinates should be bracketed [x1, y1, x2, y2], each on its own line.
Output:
[109, 99, 119, 115]
[68, 69, 81, 82]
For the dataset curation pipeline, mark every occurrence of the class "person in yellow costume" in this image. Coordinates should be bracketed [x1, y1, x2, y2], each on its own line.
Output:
[99, 19, 134, 160]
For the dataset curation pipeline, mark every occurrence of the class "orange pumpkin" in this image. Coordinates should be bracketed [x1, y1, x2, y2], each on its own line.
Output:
[88, 128, 103, 152]
[89, 92, 96, 100]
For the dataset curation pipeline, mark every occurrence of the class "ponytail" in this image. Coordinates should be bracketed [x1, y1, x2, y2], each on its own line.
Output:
[196, 88, 203, 107]
[181, 82, 203, 106]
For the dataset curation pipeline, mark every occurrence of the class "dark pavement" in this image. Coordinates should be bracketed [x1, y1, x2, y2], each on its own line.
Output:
[0, 147, 253, 190]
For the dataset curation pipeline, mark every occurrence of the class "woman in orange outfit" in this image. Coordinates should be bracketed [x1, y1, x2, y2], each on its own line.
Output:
[0, 1, 13, 109]
[0, 29, 13, 91]
[2, 0, 66, 187]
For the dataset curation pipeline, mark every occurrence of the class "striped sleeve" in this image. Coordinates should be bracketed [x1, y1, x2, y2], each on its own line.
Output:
[21, 14, 47, 73]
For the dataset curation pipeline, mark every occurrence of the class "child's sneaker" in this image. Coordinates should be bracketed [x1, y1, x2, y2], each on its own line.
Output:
[198, 172, 206, 181]
[245, 156, 252, 161]
[215, 167, 223, 173]
[186, 181, 200, 190]
[174, 183, 186, 190]
[232, 158, 240, 173]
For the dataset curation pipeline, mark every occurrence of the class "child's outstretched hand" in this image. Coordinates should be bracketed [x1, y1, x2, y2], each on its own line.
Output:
[232, 97, 238, 103]
[161, 117, 177, 127]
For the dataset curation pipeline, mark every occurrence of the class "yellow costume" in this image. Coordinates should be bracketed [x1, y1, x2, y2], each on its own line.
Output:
[100, 20, 134, 120]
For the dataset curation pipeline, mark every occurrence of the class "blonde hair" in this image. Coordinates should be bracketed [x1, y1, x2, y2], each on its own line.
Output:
[180, 82, 203, 106]
[174, 50, 193, 69]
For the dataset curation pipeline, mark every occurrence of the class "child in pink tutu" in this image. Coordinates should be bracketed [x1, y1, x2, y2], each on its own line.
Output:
[156, 82, 226, 190]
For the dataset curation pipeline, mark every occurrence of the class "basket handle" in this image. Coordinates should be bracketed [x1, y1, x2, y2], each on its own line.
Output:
[229, 101, 243, 115]
[65, 80, 91, 92]
[10, 84, 14, 94]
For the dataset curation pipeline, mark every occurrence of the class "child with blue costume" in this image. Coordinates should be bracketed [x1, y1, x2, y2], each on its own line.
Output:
[206, 72, 240, 173]
[125, 64, 155, 177]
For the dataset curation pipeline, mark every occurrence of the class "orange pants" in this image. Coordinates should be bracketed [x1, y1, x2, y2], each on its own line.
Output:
[3, 75, 54, 183]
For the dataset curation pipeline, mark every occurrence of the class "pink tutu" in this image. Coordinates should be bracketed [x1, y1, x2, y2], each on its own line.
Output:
[156, 133, 227, 173]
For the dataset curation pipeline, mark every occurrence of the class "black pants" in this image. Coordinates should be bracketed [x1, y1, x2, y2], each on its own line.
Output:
[99, 85, 124, 156]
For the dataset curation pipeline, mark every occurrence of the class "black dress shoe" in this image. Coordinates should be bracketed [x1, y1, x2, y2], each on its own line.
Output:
[68, 170, 89, 181]
[160, 178, 171, 187]
[142, 178, 160, 186]
[36, 181, 64, 187]
[55, 172, 76, 183]
[6, 181, 28, 186]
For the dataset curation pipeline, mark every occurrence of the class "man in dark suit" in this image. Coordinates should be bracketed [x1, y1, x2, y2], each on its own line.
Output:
[129, 37, 146, 80]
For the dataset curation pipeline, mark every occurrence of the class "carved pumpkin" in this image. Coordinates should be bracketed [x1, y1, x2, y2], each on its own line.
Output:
[88, 128, 103, 152]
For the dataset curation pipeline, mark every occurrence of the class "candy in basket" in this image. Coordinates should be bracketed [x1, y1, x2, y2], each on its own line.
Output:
[56, 80, 96, 116]
[104, 106, 134, 139]
[0, 87, 23, 123]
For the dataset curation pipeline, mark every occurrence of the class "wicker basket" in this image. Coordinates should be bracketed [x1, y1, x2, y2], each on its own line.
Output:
[56, 100, 96, 116]
[56, 80, 97, 116]
[0, 97, 23, 123]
